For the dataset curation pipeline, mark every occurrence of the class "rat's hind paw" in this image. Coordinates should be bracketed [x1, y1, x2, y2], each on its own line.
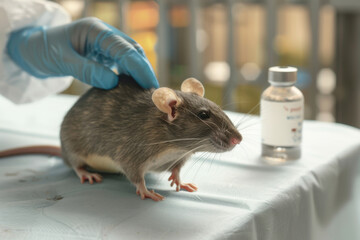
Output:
[136, 183, 164, 201]
[74, 167, 103, 184]
[136, 189, 164, 201]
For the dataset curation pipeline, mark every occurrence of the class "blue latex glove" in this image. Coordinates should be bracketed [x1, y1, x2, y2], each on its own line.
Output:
[6, 17, 159, 89]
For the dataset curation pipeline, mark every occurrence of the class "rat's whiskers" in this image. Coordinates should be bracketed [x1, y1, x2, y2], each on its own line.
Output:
[237, 120, 260, 132]
[235, 101, 260, 128]
[164, 141, 210, 172]
[145, 138, 202, 146]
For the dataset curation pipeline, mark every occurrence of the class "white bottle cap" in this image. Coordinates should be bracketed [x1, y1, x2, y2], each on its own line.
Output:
[268, 66, 297, 86]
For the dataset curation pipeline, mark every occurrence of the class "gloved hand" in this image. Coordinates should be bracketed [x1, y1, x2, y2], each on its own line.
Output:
[6, 17, 159, 89]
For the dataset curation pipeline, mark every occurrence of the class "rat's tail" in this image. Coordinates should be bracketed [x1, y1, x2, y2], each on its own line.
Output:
[0, 146, 61, 158]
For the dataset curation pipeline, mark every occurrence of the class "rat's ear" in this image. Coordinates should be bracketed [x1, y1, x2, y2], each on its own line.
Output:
[152, 88, 182, 121]
[181, 78, 205, 97]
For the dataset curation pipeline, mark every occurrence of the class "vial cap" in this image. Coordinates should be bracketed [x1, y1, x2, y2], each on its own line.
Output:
[268, 66, 297, 85]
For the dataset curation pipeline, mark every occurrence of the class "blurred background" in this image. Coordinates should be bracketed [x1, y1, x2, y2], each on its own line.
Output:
[52, 0, 360, 128]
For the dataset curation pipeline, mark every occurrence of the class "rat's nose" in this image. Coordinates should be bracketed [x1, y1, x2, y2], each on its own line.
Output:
[230, 137, 241, 145]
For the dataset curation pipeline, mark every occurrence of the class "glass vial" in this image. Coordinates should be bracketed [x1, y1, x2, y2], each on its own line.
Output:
[261, 66, 304, 164]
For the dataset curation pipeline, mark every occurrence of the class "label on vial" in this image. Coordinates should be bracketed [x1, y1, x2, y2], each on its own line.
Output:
[261, 99, 304, 147]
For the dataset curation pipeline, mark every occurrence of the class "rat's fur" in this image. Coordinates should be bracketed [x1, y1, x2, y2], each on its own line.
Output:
[60, 75, 241, 198]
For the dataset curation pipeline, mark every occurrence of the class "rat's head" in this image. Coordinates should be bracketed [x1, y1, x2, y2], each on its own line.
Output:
[152, 78, 242, 153]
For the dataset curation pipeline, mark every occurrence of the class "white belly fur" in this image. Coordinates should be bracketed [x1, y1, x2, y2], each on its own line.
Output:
[83, 149, 191, 173]
[84, 154, 123, 173]
[148, 148, 190, 172]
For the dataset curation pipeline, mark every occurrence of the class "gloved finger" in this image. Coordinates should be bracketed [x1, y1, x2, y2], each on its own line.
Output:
[76, 19, 148, 71]
[117, 51, 159, 89]
[68, 53, 119, 89]
[103, 22, 146, 57]
[67, 18, 135, 62]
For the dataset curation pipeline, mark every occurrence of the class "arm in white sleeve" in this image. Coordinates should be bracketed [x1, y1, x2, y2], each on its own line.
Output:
[0, 0, 73, 104]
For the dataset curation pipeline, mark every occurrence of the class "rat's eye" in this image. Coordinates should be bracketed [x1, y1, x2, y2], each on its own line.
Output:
[197, 110, 210, 120]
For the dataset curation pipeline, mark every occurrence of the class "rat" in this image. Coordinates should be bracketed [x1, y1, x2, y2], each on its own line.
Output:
[0, 75, 242, 201]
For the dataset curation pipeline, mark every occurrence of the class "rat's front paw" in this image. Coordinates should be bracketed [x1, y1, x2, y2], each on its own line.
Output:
[179, 183, 198, 192]
[168, 172, 198, 192]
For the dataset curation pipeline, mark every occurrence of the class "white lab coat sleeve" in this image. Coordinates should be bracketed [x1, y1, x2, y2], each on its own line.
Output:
[0, 0, 73, 104]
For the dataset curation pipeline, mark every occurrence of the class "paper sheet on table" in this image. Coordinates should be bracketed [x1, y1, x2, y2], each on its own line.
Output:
[0, 94, 359, 240]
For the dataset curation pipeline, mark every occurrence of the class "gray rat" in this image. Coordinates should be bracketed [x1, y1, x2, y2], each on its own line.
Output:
[60, 75, 242, 201]
[0, 75, 242, 201]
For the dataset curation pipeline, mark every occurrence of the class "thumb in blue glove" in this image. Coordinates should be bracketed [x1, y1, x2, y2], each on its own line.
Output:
[7, 17, 159, 90]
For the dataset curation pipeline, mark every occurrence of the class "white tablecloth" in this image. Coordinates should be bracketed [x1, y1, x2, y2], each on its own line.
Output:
[0, 95, 359, 240]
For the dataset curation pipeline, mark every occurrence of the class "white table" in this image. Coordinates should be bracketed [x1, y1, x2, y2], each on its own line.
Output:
[0, 95, 359, 240]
